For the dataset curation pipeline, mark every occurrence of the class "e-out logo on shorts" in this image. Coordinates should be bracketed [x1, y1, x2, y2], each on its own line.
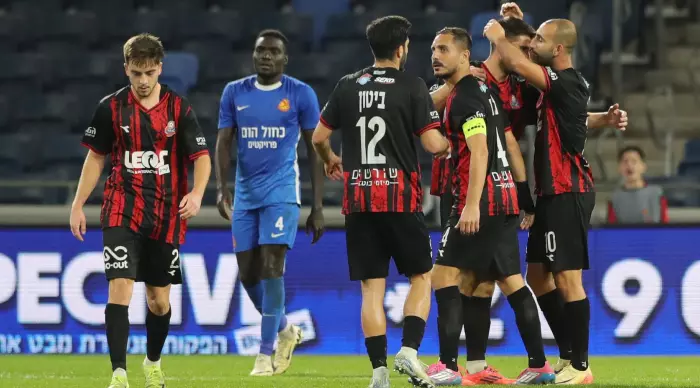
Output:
[103, 246, 129, 270]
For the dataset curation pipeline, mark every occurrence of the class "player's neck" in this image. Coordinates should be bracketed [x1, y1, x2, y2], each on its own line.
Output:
[131, 83, 161, 110]
[484, 56, 507, 82]
[552, 55, 574, 71]
[256, 73, 283, 86]
[624, 178, 646, 190]
[373, 59, 399, 70]
[448, 66, 472, 85]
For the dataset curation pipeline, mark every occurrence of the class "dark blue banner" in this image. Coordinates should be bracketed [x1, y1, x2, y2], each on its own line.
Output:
[0, 227, 699, 355]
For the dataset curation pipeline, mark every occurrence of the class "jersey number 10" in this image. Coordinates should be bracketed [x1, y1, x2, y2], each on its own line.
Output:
[356, 116, 387, 164]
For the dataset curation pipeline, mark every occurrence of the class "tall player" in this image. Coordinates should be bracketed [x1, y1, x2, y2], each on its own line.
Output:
[215, 29, 325, 376]
[429, 27, 554, 386]
[69, 33, 211, 388]
[484, 16, 596, 384]
[312, 15, 450, 388]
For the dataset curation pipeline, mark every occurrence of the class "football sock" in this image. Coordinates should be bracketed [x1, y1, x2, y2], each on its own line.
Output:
[435, 286, 462, 372]
[243, 281, 288, 333]
[145, 306, 171, 362]
[463, 294, 491, 363]
[466, 360, 487, 375]
[401, 316, 426, 350]
[105, 303, 129, 371]
[508, 286, 547, 368]
[365, 335, 388, 369]
[260, 277, 285, 356]
[537, 289, 572, 360]
[566, 298, 590, 371]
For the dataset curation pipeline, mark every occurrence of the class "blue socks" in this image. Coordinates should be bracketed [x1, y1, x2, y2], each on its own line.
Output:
[242, 282, 288, 333]
[259, 277, 286, 356]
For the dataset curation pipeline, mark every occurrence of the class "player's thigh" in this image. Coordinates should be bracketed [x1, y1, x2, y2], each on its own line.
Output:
[140, 238, 182, 287]
[490, 215, 523, 281]
[546, 193, 595, 273]
[258, 203, 300, 249]
[102, 227, 141, 284]
[345, 213, 391, 281]
[384, 212, 434, 278]
[436, 215, 500, 277]
[232, 208, 259, 253]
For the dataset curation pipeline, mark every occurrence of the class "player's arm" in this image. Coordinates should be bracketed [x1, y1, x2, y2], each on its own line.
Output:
[178, 101, 212, 220]
[298, 84, 325, 243]
[461, 114, 489, 234]
[483, 21, 548, 91]
[215, 84, 237, 220]
[415, 80, 450, 156]
[505, 130, 535, 220]
[430, 83, 453, 113]
[312, 81, 343, 180]
[71, 100, 115, 241]
[586, 103, 628, 131]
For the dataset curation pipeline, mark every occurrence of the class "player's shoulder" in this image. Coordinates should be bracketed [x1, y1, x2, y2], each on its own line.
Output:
[644, 184, 665, 197]
[95, 86, 127, 109]
[223, 75, 257, 94]
[456, 75, 488, 96]
[282, 74, 316, 95]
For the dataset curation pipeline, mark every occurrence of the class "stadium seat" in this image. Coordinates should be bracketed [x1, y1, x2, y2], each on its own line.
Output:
[39, 11, 99, 46]
[364, 0, 424, 16]
[214, 0, 278, 15]
[200, 53, 255, 84]
[176, 11, 243, 45]
[287, 54, 338, 84]
[0, 13, 29, 48]
[152, 0, 207, 12]
[161, 52, 200, 95]
[433, 0, 496, 25]
[0, 133, 36, 172]
[188, 92, 221, 124]
[0, 54, 50, 86]
[513, 0, 568, 27]
[251, 13, 315, 52]
[0, 96, 9, 131]
[183, 40, 237, 62]
[41, 134, 87, 168]
[100, 11, 173, 47]
[72, 0, 135, 15]
[9, 0, 63, 15]
[324, 13, 378, 42]
[682, 139, 700, 163]
[471, 38, 492, 62]
[411, 12, 469, 40]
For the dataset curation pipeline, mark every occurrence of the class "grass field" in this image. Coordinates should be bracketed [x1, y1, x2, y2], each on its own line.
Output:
[1, 355, 699, 387]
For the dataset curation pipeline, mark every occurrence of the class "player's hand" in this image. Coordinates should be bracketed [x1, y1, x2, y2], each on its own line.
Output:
[520, 212, 535, 230]
[306, 207, 325, 244]
[501, 2, 525, 19]
[325, 154, 344, 180]
[606, 103, 628, 131]
[179, 192, 203, 220]
[484, 19, 506, 42]
[434, 140, 451, 159]
[69, 205, 87, 242]
[470, 65, 486, 81]
[216, 189, 233, 221]
[457, 205, 480, 235]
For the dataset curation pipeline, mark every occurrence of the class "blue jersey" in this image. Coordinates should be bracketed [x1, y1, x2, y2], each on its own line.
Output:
[218, 75, 320, 210]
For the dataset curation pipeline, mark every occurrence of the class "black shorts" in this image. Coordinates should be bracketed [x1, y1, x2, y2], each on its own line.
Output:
[345, 212, 433, 281]
[440, 191, 453, 231]
[436, 214, 521, 280]
[526, 192, 595, 272]
[102, 227, 182, 286]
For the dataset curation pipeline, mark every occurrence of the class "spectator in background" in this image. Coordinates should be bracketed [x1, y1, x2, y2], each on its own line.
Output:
[608, 146, 669, 224]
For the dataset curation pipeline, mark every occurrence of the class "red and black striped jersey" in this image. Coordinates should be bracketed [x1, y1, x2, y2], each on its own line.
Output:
[428, 82, 451, 196]
[534, 66, 594, 196]
[444, 75, 519, 217]
[320, 67, 441, 215]
[81, 85, 209, 245]
[481, 64, 539, 140]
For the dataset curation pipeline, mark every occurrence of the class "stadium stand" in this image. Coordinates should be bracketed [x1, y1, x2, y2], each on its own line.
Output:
[0, 0, 698, 218]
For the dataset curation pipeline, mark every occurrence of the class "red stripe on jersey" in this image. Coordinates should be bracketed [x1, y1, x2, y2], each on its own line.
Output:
[129, 106, 146, 231]
[487, 176, 496, 215]
[541, 66, 552, 93]
[81, 142, 106, 155]
[167, 98, 182, 244]
[416, 122, 440, 136]
[319, 116, 334, 129]
[410, 172, 419, 212]
[370, 171, 384, 212]
[342, 171, 350, 215]
[575, 156, 585, 192]
[189, 150, 209, 161]
[112, 98, 125, 227]
[545, 104, 565, 193]
[396, 170, 405, 212]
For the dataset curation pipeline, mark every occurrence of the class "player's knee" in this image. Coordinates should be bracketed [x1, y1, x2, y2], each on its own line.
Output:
[409, 271, 431, 287]
[108, 278, 134, 305]
[431, 265, 459, 290]
[554, 270, 585, 301]
[260, 254, 285, 279]
[147, 296, 170, 316]
[526, 264, 555, 296]
[473, 281, 496, 298]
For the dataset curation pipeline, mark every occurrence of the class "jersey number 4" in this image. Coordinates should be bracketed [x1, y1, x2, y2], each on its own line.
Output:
[356, 116, 386, 164]
[488, 95, 509, 168]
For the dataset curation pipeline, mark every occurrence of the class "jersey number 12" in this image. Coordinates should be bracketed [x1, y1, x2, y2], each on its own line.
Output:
[356, 116, 386, 164]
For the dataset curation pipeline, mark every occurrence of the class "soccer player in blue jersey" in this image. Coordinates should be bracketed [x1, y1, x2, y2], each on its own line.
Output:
[214, 29, 325, 376]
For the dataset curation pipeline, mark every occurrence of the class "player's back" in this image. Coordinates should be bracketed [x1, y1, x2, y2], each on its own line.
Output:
[320, 67, 440, 214]
[221, 75, 318, 209]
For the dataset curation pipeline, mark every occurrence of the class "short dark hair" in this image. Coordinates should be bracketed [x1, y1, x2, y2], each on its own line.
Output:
[123, 33, 164, 66]
[499, 17, 536, 40]
[256, 29, 289, 51]
[618, 145, 646, 161]
[366, 15, 412, 61]
[436, 27, 473, 50]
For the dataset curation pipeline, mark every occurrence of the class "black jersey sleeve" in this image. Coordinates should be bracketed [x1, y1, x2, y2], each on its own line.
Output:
[450, 82, 489, 133]
[412, 78, 441, 136]
[320, 77, 344, 130]
[541, 66, 587, 100]
[521, 84, 539, 126]
[81, 98, 115, 155]
[178, 98, 209, 161]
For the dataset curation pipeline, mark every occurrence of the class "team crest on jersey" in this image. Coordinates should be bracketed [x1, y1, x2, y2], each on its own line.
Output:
[164, 121, 176, 137]
[510, 95, 521, 109]
[278, 98, 290, 112]
[478, 81, 488, 93]
[357, 73, 372, 85]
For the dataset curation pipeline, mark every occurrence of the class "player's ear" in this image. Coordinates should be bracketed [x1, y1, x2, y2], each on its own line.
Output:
[283, 55, 289, 65]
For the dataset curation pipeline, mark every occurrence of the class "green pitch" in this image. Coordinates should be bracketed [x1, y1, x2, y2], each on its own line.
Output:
[1, 355, 699, 387]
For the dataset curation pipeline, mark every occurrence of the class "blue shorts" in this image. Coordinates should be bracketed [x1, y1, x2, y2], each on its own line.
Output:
[232, 203, 300, 253]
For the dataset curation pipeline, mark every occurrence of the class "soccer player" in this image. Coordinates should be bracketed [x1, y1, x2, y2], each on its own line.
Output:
[484, 15, 597, 384]
[214, 29, 325, 376]
[429, 27, 554, 386]
[312, 15, 450, 388]
[69, 33, 212, 388]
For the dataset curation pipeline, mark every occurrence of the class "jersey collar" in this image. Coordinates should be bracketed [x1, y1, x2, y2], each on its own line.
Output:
[254, 79, 283, 91]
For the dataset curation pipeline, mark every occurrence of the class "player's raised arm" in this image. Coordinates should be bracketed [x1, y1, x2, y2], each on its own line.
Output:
[298, 84, 325, 243]
[178, 101, 211, 220]
[215, 84, 236, 220]
[414, 80, 450, 156]
[483, 19, 548, 91]
[71, 101, 114, 241]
